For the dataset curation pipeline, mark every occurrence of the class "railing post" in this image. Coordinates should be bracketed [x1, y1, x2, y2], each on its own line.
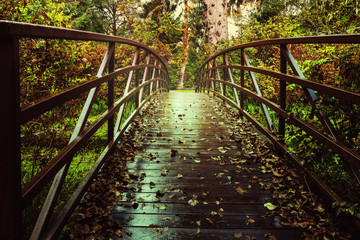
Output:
[240, 48, 245, 109]
[211, 59, 216, 91]
[213, 60, 224, 96]
[222, 54, 227, 97]
[150, 59, 157, 95]
[223, 53, 240, 107]
[206, 62, 210, 94]
[108, 42, 115, 143]
[0, 36, 22, 240]
[139, 54, 151, 105]
[114, 47, 140, 133]
[241, 50, 274, 132]
[279, 44, 287, 141]
[135, 59, 140, 109]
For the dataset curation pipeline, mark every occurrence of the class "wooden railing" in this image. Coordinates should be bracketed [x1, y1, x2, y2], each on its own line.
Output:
[195, 35, 360, 215]
[0, 21, 169, 240]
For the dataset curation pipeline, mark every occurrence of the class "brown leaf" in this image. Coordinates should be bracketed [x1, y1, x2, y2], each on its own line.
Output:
[171, 149, 178, 157]
[235, 187, 247, 194]
[123, 228, 132, 236]
[246, 218, 255, 225]
[205, 217, 214, 224]
[115, 230, 123, 237]
[234, 232, 244, 238]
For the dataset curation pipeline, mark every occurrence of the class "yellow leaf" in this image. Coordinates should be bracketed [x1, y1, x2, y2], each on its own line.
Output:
[264, 202, 278, 211]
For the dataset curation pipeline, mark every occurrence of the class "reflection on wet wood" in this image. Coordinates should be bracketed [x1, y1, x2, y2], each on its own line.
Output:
[110, 92, 302, 239]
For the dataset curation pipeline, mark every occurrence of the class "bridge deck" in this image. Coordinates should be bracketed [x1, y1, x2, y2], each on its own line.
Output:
[108, 91, 303, 239]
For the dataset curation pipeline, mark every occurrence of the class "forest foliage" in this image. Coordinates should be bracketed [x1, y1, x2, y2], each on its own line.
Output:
[1, 0, 360, 237]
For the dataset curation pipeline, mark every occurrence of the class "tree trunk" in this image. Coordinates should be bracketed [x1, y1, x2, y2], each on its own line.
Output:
[177, 0, 189, 89]
[204, 0, 229, 46]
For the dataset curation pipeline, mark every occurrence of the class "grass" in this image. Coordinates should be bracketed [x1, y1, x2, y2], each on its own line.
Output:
[21, 96, 139, 238]
[173, 89, 196, 93]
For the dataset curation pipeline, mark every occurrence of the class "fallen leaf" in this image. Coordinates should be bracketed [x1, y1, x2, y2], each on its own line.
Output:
[123, 228, 132, 236]
[171, 149, 178, 157]
[131, 200, 139, 209]
[161, 168, 168, 176]
[176, 174, 183, 179]
[156, 190, 165, 197]
[205, 217, 214, 224]
[235, 187, 247, 194]
[234, 232, 244, 238]
[218, 147, 228, 153]
[115, 230, 123, 237]
[246, 218, 255, 225]
[264, 233, 277, 240]
[188, 198, 199, 206]
[264, 202, 278, 211]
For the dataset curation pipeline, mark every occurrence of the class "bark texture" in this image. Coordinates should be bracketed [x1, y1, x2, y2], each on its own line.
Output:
[177, 0, 189, 89]
[204, 0, 229, 46]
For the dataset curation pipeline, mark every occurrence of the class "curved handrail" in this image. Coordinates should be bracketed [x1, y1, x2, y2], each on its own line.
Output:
[195, 35, 360, 210]
[198, 34, 360, 71]
[0, 20, 169, 71]
[0, 21, 169, 240]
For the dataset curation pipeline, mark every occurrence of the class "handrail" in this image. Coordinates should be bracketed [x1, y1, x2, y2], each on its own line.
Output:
[0, 20, 168, 70]
[0, 21, 169, 240]
[195, 35, 360, 216]
[198, 34, 360, 69]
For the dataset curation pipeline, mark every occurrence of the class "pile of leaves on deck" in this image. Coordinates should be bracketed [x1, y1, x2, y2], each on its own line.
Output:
[68, 95, 353, 239]
[216, 100, 353, 240]
[67, 98, 158, 239]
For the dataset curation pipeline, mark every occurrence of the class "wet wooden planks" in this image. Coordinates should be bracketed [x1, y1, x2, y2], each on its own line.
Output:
[110, 92, 302, 239]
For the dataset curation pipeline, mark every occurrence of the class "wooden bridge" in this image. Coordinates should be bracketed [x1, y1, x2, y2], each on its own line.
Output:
[1, 21, 360, 239]
[102, 91, 304, 239]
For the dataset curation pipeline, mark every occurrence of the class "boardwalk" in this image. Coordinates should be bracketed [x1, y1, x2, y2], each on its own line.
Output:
[107, 91, 305, 239]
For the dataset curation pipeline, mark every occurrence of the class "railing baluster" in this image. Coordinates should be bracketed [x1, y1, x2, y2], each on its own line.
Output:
[222, 54, 227, 97]
[139, 54, 151, 106]
[200, 68, 204, 92]
[30, 43, 116, 240]
[223, 53, 240, 107]
[241, 50, 274, 132]
[213, 60, 224, 96]
[156, 65, 161, 91]
[114, 47, 141, 136]
[281, 46, 340, 139]
[211, 59, 216, 91]
[149, 59, 158, 95]
[206, 62, 210, 94]
[240, 49, 245, 109]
